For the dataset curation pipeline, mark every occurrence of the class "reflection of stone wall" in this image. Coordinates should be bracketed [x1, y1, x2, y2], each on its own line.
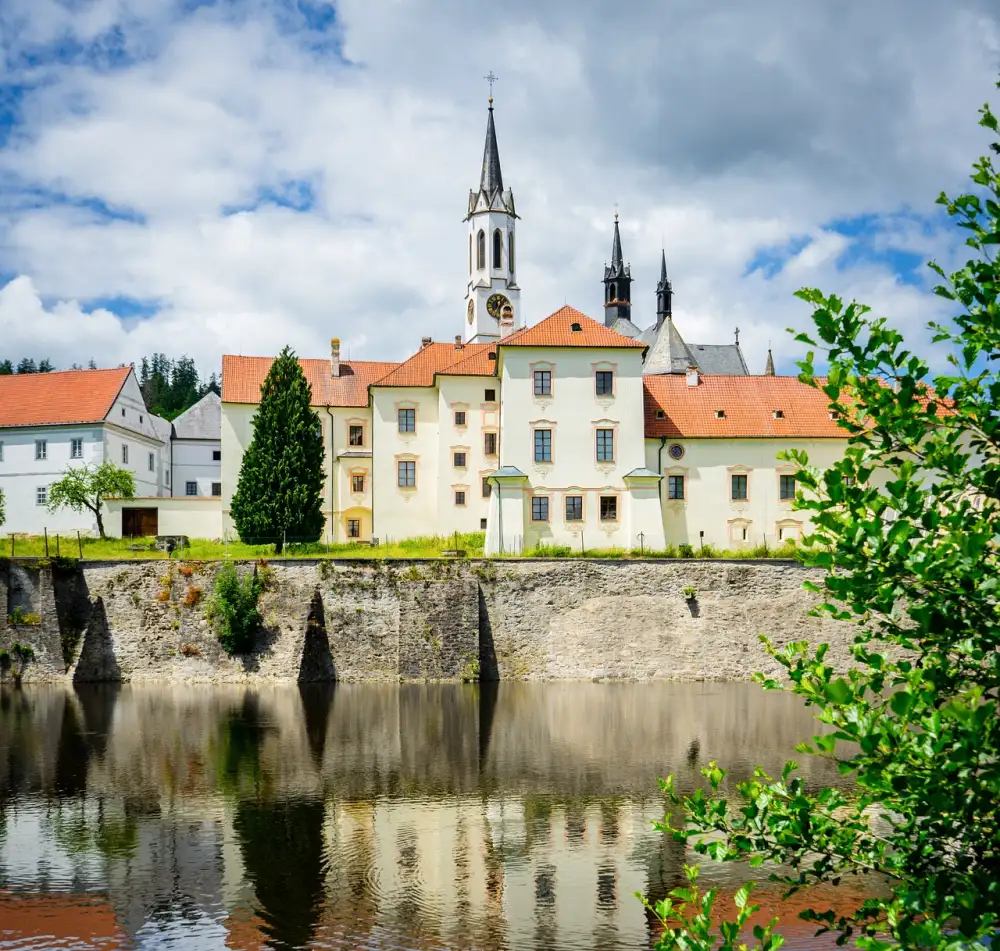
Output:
[6, 558, 853, 683]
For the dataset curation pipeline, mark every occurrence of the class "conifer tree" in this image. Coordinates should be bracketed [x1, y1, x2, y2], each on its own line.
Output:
[230, 346, 325, 552]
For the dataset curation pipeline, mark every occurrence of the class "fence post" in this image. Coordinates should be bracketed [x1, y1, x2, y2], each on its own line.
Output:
[77, 530, 83, 560]
[44, 528, 49, 558]
[56, 535, 60, 558]
[638, 531, 645, 556]
[9, 533, 13, 558]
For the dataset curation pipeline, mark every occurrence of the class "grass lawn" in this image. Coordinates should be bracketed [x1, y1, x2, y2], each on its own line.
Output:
[2, 531, 802, 562]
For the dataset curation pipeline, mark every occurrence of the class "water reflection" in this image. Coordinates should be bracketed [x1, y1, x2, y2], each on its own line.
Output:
[0, 683, 856, 950]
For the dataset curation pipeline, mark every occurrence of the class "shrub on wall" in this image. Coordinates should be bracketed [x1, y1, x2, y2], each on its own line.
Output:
[210, 563, 263, 655]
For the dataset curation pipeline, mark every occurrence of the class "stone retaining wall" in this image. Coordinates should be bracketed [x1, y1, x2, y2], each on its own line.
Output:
[0, 558, 856, 683]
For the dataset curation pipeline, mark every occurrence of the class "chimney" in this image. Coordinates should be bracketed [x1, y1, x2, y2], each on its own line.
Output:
[686, 367, 700, 387]
[421, 336, 432, 350]
[330, 338, 341, 378]
[454, 335, 464, 350]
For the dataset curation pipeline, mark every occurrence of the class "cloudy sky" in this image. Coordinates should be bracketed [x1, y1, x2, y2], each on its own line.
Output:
[0, 0, 998, 379]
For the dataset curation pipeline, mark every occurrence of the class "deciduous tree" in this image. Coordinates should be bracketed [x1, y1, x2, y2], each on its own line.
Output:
[651, 85, 1000, 951]
[47, 462, 136, 539]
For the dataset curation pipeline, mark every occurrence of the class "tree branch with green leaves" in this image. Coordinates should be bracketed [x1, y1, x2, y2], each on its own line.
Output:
[46, 462, 136, 540]
[650, 84, 1000, 951]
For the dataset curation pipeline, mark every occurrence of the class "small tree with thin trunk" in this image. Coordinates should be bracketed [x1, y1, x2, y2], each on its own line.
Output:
[47, 462, 136, 539]
[230, 346, 326, 553]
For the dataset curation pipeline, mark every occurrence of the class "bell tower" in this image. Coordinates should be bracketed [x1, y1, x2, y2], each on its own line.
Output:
[603, 212, 632, 327]
[464, 77, 520, 344]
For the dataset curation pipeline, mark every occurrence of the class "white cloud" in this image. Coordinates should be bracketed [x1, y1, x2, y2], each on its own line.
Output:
[0, 0, 997, 378]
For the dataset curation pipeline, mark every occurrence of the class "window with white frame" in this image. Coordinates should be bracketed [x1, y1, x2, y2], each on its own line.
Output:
[600, 496, 618, 521]
[348, 518, 360, 538]
[779, 474, 796, 500]
[186, 481, 197, 496]
[148, 452, 155, 472]
[71, 438, 83, 459]
[351, 473, 365, 493]
[565, 495, 583, 521]
[122, 444, 129, 465]
[534, 429, 552, 462]
[397, 460, 416, 488]
[531, 496, 549, 521]
[454, 410, 466, 427]
[595, 370, 614, 396]
[596, 428, 614, 462]
[455, 489, 467, 506]
[35, 440, 47, 460]
[453, 451, 467, 468]
[36, 486, 48, 506]
[533, 369, 551, 396]
[349, 424, 364, 447]
[731, 473, 748, 500]
[398, 408, 415, 433]
[668, 474, 685, 500]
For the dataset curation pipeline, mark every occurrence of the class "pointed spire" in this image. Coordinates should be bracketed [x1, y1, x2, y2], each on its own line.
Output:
[764, 348, 775, 376]
[655, 249, 673, 329]
[480, 101, 504, 196]
[611, 212, 623, 270]
[659, 248, 667, 282]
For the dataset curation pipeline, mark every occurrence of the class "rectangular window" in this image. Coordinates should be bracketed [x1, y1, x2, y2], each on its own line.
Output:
[484, 388, 496, 402]
[600, 496, 618, 521]
[213, 449, 222, 461]
[186, 481, 197, 496]
[731, 474, 748, 500]
[398, 408, 415, 433]
[455, 490, 466, 506]
[534, 429, 552, 462]
[454, 451, 467, 468]
[148, 452, 155, 472]
[211, 482, 222, 496]
[484, 432, 497, 455]
[35, 440, 47, 460]
[595, 371, 614, 396]
[533, 369, 551, 396]
[397, 460, 416, 487]
[347, 519, 360, 538]
[36, 486, 47, 506]
[668, 474, 685, 500]
[531, 496, 549, 521]
[482, 477, 491, 497]
[565, 495, 583, 521]
[166, 471, 170, 487]
[351, 474, 365, 493]
[843, 476, 856, 487]
[596, 428, 614, 462]
[779, 474, 796, 500]
[454, 410, 466, 427]
[349, 425, 364, 447]
[71, 438, 83, 459]
[0, 442, 4, 462]
[480, 518, 488, 530]
[122, 444, 129, 465]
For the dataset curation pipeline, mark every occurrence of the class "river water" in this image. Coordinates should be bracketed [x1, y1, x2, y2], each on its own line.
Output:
[0, 683, 866, 950]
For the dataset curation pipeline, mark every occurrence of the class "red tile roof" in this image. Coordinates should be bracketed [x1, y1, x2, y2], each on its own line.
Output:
[437, 343, 498, 377]
[501, 306, 647, 349]
[644, 374, 849, 439]
[0, 367, 131, 429]
[221, 355, 398, 407]
[373, 342, 494, 388]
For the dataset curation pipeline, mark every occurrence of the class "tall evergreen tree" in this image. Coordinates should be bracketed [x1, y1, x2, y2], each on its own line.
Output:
[16, 358, 36, 374]
[37, 358, 54, 373]
[0, 360, 12, 375]
[230, 346, 325, 552]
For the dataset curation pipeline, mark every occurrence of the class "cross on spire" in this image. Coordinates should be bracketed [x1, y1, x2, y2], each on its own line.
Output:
[484, 70, 498, 103]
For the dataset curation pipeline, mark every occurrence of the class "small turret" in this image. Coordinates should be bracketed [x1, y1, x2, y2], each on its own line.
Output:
[655, 250, 673, 329]
[602, 213, 632, 327]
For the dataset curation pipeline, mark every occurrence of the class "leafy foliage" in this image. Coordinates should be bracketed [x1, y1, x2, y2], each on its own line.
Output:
[210, 562, 263, 655]
[0, 486, 5, 528]
[138, 353, 219, 420]
[47, 462, 136, 539]
[230, 346, 326, 552]
[652, 86, 1000, 951]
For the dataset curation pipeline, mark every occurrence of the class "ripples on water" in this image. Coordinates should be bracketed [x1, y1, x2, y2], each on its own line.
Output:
[0, 683, 862, 950]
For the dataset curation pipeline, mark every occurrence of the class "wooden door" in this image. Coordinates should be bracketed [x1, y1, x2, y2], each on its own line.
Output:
[122, 507, 159, 537]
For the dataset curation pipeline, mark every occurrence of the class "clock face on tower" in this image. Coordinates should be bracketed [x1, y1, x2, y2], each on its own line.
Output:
[487, 293, 511, 319]
[467, 299, 475, 324]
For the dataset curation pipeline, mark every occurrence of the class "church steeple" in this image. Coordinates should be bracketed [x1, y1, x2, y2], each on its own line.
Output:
[463, 86, 521, 344]
[655, 250, 673, 329]
[602, 213, 632, 327]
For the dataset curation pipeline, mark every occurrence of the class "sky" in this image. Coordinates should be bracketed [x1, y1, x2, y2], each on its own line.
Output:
[0, 0, 998, 379]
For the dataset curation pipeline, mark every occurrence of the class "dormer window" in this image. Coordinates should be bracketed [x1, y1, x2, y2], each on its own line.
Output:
[715, 409, 726, 419]
[829, 411, 840, 420]
[570, 322, 582, 332]
[773, 409, 784, 419]
[655, 409, 666, 419]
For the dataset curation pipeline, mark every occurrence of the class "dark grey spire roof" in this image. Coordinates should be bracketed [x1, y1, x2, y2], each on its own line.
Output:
[764, 349, 775, 376]
[480, 103, 503, 196]
[603, 215, 630, 281]
[659, 249, 667, 282]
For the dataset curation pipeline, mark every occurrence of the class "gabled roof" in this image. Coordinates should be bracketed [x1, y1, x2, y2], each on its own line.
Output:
[171, 391, 221, 440]
[688, 342, 750, 375]
[0, 367, 131, 429]
[501, 306, 647, 349]
[437, 344, 498, 377]
[221, 356, 398, 407]
[643, 318, 696, 375]
[374, 342, 494, 388]
[643, 375, 847, 439]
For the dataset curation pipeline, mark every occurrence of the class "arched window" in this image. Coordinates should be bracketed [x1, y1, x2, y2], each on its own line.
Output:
[609, 282, 617, 301]
[508, 231, 515, 277]
[492, 229, 502, 269]
[477, 230, 485, 270]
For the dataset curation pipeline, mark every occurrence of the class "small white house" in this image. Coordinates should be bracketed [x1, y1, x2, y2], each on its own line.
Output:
[170, 392, 222, 499]
[0, 367, 170, 536]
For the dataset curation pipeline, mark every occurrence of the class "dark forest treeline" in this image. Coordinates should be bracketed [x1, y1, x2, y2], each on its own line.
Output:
[0, 353, 220, 421]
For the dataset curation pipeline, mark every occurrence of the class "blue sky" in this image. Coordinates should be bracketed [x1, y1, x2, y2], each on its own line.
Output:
[0, 0, 997, 375]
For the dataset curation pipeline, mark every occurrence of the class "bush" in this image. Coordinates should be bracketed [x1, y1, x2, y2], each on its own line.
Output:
[210, 563, 263, 655]
[8, 606, 41, 625]
[677, 544, 695, 559]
